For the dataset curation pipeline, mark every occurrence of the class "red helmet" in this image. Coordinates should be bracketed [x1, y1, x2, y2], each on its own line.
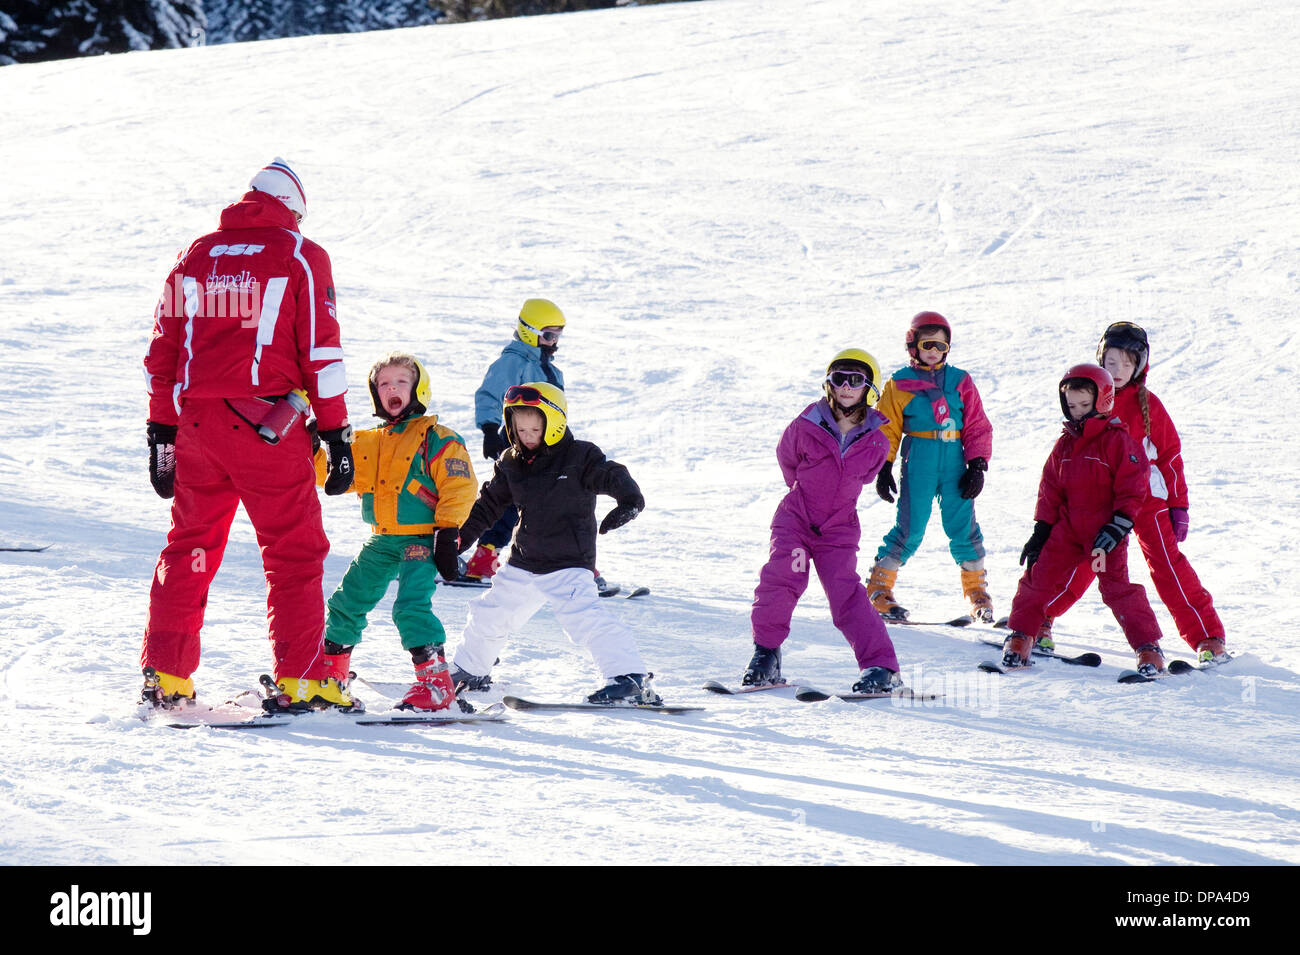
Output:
[905, 311, 952, 363]
[1059, 363, 1115, 418]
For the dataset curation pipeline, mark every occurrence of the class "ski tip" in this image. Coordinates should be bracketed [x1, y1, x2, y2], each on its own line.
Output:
[793, 686, 832, 702]
[626, 586, 651, 598]
[1117, 671, 1155, 684]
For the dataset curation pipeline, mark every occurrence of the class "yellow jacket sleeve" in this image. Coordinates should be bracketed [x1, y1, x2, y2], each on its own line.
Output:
[425, 431, 479, 528]
[876, 379, 909, 462]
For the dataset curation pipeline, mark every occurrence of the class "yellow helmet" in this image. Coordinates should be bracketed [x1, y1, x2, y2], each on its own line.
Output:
[368, 352, 432, 421]
[824, 348, 882, 408]
[503, 381, 568, 447]
[517, 298, 566, 347]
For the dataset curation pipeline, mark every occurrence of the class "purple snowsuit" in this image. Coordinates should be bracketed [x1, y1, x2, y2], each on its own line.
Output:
[751, 400, 899, 671]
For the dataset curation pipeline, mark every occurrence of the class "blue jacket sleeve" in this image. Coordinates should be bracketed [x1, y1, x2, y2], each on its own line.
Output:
[475, 350, 527, 427]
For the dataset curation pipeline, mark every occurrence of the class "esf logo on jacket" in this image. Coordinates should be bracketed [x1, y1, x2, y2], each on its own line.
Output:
[208, 243, 266, 257]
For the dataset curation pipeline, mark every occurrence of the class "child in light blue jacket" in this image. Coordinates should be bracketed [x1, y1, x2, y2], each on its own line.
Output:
[465, 299, 567, 578]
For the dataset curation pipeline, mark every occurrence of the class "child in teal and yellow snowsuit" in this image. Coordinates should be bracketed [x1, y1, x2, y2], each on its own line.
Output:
[315, 353, 478, 711]
[869, 312, 995, 622]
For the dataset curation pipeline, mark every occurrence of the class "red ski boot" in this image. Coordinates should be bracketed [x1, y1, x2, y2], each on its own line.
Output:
[1134, 643, 1165, 678]
[463, 544, 500, 580]
[398, 648, 456, 712]
[1000, 632, 1035, 669]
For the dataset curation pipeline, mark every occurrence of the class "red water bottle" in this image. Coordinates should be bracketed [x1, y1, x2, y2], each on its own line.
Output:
[257, 389, 311, 445]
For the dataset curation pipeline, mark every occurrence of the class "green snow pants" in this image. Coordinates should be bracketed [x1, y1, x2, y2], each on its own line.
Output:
[324, 534, 445, 651]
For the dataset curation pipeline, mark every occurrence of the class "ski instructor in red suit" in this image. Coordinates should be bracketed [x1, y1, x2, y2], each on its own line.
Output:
[140, 158, 357, 713]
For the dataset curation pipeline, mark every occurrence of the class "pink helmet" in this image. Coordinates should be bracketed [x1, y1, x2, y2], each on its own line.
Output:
[905, 311, 952, 362]
[1059, 363, 1115, 418]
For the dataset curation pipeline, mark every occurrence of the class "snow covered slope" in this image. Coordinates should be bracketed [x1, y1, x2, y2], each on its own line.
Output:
[1, 0, 1297, 868]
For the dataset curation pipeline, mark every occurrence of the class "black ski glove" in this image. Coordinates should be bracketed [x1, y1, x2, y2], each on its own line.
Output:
[455, 525, 480, 555]
[319, 426, 355, 496]
[1093, 512, 1135, 554]
[481, 423, 507, 460]
[147, 421, 178, 499]
[1020, 521, 1053, 569]
[958, 457, 987, 500]
[876, 460, 897, 503]
[599, 492, 645, 535]
[431, 528, 462, 582]
[307, 417, 320, 456]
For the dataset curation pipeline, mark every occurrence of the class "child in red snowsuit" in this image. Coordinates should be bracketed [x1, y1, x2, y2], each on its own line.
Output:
[1033, 323, 1228, 665]
[1002, 364, 1164, 675]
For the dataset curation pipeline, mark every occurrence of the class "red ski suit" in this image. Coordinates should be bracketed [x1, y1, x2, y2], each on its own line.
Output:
[1006, 414, 1162, 649]
[141, 191, 349, 681]
[1043, 385, 1223, 647]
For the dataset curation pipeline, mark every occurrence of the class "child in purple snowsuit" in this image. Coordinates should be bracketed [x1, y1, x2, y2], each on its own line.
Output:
[745, 349, 904, 694]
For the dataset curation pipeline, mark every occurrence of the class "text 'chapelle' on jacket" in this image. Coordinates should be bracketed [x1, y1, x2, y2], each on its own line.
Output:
[143, 189, 349, 432]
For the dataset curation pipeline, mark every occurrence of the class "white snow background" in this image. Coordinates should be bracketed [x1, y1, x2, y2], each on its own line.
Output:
[1, 0, 1297, 869]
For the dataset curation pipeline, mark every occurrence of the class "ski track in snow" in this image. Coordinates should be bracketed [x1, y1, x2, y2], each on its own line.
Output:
[1, 0, 1298, 865]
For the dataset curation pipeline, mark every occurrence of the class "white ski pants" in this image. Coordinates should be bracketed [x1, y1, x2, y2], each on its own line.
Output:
[453, 563, 647, 680]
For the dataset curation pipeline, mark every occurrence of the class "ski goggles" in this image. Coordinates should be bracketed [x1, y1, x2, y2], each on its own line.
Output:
[504, 385, 564, 414]
[826, 370, 872, 388]
[917, 339, 950, 353]
[537, 327, 563, 344]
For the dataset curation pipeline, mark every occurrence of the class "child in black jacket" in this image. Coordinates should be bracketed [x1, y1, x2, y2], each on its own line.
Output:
[450, 382, 656, 704]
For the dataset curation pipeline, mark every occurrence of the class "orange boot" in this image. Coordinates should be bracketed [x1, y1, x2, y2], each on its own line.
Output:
[960, 567, 995, 624]
[867, 563, 908, 621]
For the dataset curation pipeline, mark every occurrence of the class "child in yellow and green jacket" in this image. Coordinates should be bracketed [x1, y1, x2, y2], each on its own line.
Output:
[315, 352, 478, 711]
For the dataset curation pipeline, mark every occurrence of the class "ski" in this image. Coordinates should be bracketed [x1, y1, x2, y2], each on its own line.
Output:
[0, 544, 50, 552]
[885, 616, 976, 628]
[154, 698, 507, 729]
[1117, 659, 1198, 684]
[976, 638, 1102, 667]
[354, 703, 508, 726]
[794, 686, 943, 702]
[884, 614, 1007, 628]
[701, 679, 798, 695]
[439, 576, 646, 598]
[161, 714, 292, 729]
[501, 695, 703, 714]
[977, 660, 1036, 675]
[437, 575, 492, 589]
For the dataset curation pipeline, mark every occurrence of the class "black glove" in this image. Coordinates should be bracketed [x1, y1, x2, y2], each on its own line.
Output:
[481, 423, 507, 460]
[599, 492, 645, 535]
[307, 417, 320, 456]
[1019, 520, 1052, 569]
[958, 457, 987, 500]
[432, 528, 462, 582]
[876, 460, 897, 503]
[320, 426, 354, 496]
[455, 526, 477, 555]
[147, 421, 178, 499]
[1093, 512, 1135, 554]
